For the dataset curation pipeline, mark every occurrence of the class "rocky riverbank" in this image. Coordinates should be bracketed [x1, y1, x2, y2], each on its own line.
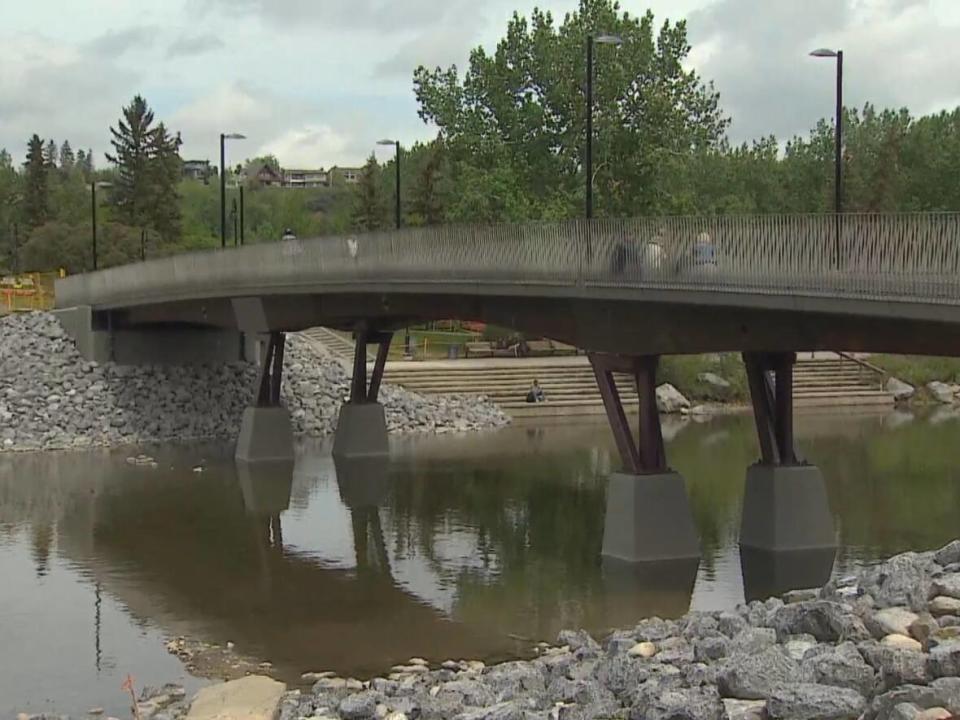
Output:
[21, 539, 960, 720]
[272, 540, 960, 720]
[0, 312, 508, 453]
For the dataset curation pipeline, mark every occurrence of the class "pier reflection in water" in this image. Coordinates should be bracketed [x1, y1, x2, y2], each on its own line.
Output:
[2, 410, 960, 716]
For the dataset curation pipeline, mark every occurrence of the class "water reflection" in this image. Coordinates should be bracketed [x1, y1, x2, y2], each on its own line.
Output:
[2, 409, 960, 715]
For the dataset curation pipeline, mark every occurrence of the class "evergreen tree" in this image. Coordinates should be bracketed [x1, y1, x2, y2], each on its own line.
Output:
[23, 134, 49, 229]
[411, 142, 447, 225]
[59, 141, 75, 173]
[146, 123, 183, 243]
[44, 139, 58, 169]
[106, 96, 183, 245]
[352, 154, 383, 231]
[106, 96, 155, 228]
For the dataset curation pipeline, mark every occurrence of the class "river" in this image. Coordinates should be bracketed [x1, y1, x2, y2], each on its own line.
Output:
[2, 408, 959, 717]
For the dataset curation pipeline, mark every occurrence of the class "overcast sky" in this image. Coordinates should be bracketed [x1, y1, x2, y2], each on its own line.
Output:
[1, 0, 959, 169]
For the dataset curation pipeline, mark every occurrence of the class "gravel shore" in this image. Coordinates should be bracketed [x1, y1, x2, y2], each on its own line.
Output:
[0, 312, 509, 453]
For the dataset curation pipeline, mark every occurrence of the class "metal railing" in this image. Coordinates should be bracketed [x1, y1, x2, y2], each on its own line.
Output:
[57, 213, 960, 310]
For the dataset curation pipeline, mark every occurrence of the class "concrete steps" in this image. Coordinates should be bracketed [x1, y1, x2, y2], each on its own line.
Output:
[299, 327, 374, 363]
[382, 353, 894, 418]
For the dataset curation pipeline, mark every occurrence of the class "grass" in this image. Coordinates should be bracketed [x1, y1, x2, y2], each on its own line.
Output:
[659, 353, 748, 404]
[871, 354, 960, 389]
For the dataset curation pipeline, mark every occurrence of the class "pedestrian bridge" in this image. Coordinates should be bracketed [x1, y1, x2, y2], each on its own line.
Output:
[52, 213, 960, 565]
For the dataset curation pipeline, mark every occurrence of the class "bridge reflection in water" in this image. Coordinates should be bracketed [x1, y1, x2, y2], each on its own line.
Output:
[0, 419, 865, 690]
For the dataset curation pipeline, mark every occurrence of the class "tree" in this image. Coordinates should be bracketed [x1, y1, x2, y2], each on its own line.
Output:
[106, 96, 183, 245]
[44, 139, 58, 169]
[352, 154, 384, 231]
[409, 140, 448, 225]
[59, 141, 75, 174]
[22, 134, 49, 229]
[413, 0, 728, 220]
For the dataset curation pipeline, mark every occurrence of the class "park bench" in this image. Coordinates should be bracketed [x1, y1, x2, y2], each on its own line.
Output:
[465, 341, 495, 358]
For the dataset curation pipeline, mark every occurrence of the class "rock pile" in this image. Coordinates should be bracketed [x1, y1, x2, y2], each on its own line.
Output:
[0, 312, 508, 453]
[273, 540, 960, 720]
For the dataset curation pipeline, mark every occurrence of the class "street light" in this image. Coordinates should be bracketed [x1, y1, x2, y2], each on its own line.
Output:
[586, 33, 622, 219]
[90, 181, 113, 271]
[377, 138, 408, 356]
[377, 139, 401, 230]
[810, 47, 843, 266]
[220, 132, 246, 248]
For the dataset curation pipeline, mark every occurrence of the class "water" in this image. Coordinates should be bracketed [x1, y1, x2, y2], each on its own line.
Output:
[2, 409, 960, 716]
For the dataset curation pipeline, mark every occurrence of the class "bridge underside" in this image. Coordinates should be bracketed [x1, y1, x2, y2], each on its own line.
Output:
[78, 289, 960, 358]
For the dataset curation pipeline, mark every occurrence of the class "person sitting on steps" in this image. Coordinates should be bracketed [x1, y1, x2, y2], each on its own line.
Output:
[526, 379, 546, 403]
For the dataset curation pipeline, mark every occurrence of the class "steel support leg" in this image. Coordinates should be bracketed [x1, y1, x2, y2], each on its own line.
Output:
[741, 351, 835, 552]
[589, 352, 699, 563]
[237, 331, 293, 463]
[334, 324, 393, 459]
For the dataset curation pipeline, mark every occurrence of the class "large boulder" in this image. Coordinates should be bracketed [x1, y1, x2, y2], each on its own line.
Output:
[631, 686, 725, 720]
[874, 607, 921, 637]
[767, 683, 866, 720]
[800, 642, 875, 696]
[926, 381, 956, 404]
[770, 601, 871, 642]
[717, 647, 801, 699]
[867, 678, 960, 720]
[859, 552, 937, 612]
[934, 540, 960, 567]
[927, 638, 960, 679]
[187, 676, 286, 720]
[698, 372, 731, 391]
[860, 641, 928, 690]
[656, 383, 691, 413]
[886, 377, 915, 402]
[932, 573, 960, 600]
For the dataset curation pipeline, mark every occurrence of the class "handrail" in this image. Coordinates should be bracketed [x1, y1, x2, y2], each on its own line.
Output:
[836, 351, 887, 389]
[57, 213, 960, 312]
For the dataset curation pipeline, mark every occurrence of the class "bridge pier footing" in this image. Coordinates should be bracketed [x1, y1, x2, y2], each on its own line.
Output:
[740, 352, 835, 552]
[589, 353, 700, 563]
[332, 325, 393, 460]
[236, 331, 294, 463]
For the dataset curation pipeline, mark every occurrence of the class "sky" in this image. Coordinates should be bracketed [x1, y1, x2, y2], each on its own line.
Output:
[1, 0, 959, 170]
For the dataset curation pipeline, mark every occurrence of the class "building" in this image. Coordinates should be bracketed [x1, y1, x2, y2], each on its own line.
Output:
[182, 160, 215, 182]
[252, 163, 283, 188]
[283, 168, 328, 188]
[329, 166, 363, 185]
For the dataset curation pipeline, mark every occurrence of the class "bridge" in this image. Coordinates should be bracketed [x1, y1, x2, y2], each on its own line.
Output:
[53, 213, 960, 564]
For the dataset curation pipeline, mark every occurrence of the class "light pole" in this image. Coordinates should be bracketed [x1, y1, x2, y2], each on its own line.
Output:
[586, 33, 622, 220]
[90, 181, 113, 271]
[377, 139, 401, 230]
[239, 185, 245, 245]
[220, 132, 246, 248]
[810, 48, 843, 266]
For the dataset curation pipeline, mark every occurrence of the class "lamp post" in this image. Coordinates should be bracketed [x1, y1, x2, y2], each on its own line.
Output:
[810, 47, 843, 266]
[239, 185, 245, 246]
[377, 139, 401, 230]
[90, 181, 113, 271]
[586, 33, 622, 220]
[376, 138, 407, 355]
[220, 132, 246, 248]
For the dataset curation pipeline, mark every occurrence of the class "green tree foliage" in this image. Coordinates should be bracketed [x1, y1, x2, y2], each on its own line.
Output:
[44, 139, 58, 169]
[22, 135, 49, 229]
[106, 96, 183, 245]
[20, 221, 141, 273]
[413, 0, 728, 219]
[353, 154, 385, 231]
[0, 149, 22, 272]
[59, 141, 75, 174]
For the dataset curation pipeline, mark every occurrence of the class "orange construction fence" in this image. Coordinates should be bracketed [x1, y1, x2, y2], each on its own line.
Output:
[0, 271, 62, 314]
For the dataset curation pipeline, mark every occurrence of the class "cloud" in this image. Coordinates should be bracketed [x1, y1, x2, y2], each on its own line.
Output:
[86, 26, 158, 56]
[189, 0, 479, 33]
[167, 34, 224, 59]
[0, 34, 139, 163]
[169, 82, 369, 168]
[687, 0, 960, 142]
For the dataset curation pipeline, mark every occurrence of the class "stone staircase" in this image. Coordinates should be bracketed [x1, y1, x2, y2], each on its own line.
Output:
[299, 327, 374, 363]
[383, 354, 893, 418]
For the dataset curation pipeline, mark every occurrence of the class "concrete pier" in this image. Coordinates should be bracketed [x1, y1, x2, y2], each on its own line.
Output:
[332, 403, 389, 460]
